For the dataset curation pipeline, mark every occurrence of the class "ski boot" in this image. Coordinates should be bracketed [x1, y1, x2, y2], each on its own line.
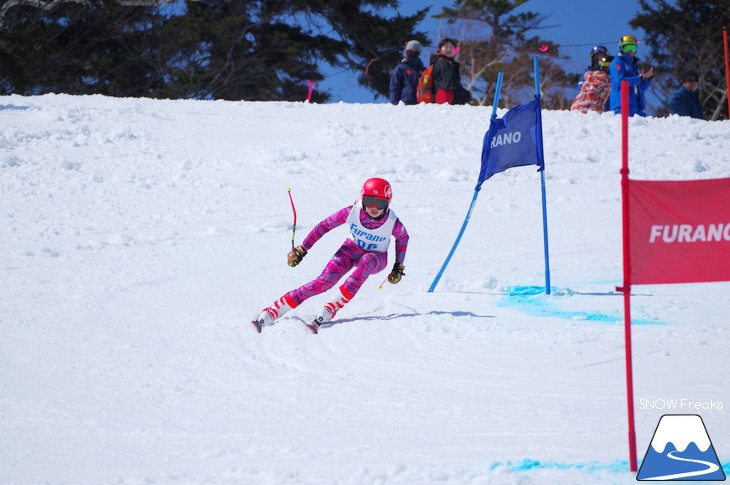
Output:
[251, 293, 297, 333]
[308, 287, 353, 334]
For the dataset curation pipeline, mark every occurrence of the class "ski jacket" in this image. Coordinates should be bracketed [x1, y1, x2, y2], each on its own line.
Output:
[430, 53, 462, 92]
[571, 70, 611, 113]
[389, 55, 426, 105]
[301, 204, 409, 264]
[668, 85, 703, 119]
[609, 53, 651, 116]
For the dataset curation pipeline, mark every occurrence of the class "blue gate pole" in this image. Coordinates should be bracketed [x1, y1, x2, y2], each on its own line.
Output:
[534, 57, 551, 295]
[428, 73, 503, 293]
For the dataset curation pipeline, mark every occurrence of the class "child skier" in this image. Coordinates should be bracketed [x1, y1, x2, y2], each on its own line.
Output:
[571, 45, 613, 114]
[252, 178, 409, 334]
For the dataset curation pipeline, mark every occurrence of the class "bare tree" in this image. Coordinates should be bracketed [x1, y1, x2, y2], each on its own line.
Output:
[433, 0, 575, 109]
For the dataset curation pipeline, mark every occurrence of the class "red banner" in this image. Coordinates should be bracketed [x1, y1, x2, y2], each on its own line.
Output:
[629, 178, 730, 284]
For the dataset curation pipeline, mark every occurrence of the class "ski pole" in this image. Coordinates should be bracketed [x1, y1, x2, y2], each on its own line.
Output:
[287, 188, 297, 250]
[377, 276, 388, 290]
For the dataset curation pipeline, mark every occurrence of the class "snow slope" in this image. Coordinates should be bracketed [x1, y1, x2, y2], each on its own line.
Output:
[1, 94, 729, 484]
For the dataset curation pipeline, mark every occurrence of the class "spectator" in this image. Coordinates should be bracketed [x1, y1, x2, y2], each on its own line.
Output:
[609, 34, 653, 117]
[571, 45, 613, 113]
[430, 38, 464, 105]
[668, 70, 703, 119]
[389, 40, 426, 105]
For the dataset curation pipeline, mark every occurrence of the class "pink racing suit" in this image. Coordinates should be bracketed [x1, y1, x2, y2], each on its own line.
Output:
[288, 204, 409, 306]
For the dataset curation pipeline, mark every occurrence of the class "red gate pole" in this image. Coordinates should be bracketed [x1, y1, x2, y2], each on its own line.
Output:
[617, 80, 638, 472]
[722, 26, 730, 120]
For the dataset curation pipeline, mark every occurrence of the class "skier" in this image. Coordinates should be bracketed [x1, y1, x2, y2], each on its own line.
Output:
[571, 45, 613, 114]
[252, 178, 409, 334]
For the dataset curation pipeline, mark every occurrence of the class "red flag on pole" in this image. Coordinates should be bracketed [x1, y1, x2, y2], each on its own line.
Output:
[629, 178, 730, 284]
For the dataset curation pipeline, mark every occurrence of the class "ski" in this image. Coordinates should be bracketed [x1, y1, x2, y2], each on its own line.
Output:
[288, 315, 320, 334]
[249, 315, 320, 334]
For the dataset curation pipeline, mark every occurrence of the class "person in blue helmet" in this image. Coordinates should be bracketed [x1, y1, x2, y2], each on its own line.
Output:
[576, 46, 611, 90]
[571, 45, 613, 113]
[609, 34, 654, 116]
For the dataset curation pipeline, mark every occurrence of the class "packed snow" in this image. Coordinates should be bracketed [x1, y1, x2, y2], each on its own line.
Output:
[1, 94, 729, 484]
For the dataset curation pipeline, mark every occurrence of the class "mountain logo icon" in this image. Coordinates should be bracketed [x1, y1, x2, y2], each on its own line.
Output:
[637, 414, 725, 481]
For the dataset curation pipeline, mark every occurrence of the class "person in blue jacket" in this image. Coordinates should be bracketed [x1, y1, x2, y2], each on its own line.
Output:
[609, 34, 654, 116]
[389, 40, 425, 105]
[668, 70, 703, 119]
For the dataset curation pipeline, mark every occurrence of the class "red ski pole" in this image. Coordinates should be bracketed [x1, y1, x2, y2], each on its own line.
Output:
[377, 276, 388, 290]
[287, 188, 297, 250]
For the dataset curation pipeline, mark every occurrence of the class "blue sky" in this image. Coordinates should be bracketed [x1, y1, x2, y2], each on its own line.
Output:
[319, 0, 649, 103]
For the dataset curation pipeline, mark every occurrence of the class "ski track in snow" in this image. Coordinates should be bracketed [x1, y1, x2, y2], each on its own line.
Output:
[1, 95, 729, 484]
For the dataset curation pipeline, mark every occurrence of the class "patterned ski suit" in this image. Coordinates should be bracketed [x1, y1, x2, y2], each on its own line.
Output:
[571, 70, 611, 113]
[288, 203, 409, 306]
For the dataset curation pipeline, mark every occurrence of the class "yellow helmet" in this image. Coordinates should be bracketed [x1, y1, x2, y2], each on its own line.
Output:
[619, 34, 638, 52]
[620, 34, 637, 44]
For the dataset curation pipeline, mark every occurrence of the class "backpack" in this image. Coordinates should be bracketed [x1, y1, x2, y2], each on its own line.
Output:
[416, 65, 434, 103]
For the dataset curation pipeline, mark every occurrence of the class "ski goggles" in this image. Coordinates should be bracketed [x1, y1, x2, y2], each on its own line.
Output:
[362, 195, 389, 210]
[621, 43, 637, 53]
[598, 56, 612, 67]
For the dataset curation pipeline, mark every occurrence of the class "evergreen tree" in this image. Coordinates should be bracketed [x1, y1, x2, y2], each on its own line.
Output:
[0, 0, 429, 101]
[433, 0, 576, 109]
[630, 0, 730, 120]
[0, 0, 162, 96]
[152, 0, 340, 101]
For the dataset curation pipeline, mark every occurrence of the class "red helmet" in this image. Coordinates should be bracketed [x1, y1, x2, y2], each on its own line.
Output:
[361, 177, 392, 209]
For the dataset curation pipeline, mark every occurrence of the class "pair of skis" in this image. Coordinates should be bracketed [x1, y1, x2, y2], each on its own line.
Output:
[250, 316, 321, 334]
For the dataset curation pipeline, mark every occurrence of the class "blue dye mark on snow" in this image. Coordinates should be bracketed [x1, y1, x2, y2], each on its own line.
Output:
[474, 457, 729, 477]
[500, 285, 665, 325]
[512, 458, 629, 473]
[483, 458, 630, 474]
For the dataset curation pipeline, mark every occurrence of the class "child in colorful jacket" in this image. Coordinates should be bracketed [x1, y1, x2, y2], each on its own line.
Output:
[252, 178, 409, 334]
[571, 46, 613, 114]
